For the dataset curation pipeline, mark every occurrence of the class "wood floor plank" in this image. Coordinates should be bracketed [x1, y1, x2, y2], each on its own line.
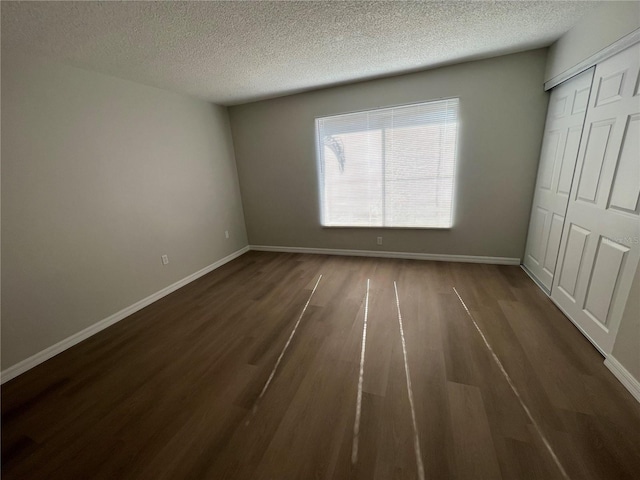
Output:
[447, 381, 503, 480]
[2, 251, 640, 479]
[395, 264, 456, 479]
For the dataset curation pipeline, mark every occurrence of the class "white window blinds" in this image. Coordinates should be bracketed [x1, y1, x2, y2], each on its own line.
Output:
[316, 98, 459, 228]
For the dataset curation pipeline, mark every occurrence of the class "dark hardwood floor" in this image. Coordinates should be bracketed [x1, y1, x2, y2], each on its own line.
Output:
[2, 251, 639, 479]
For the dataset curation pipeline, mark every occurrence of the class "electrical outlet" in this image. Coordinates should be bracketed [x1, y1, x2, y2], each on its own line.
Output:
[377, 236, 383, 245]
[225, 230, 230, 239]
[161, 255, 169, 265]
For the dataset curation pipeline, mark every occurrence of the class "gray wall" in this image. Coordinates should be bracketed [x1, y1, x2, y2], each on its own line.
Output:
[229, 49, 549, 259]
[1, 54, 248, 370]
[545, 1, 640, 83]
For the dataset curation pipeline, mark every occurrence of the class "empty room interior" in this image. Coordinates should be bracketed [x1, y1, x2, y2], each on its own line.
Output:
[2, 1, 640, 479]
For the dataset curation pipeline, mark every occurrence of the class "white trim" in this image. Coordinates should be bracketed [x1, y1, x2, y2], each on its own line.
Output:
[545, 29, 640, 90]
[604, 356, 640, 404]
[0, 246, 250, 384]
[250, 245, 520, 265]
[520, 264, 551, 295]
[548, 295, 608, 357]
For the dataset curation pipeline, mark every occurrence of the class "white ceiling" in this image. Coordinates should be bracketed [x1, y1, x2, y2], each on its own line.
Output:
[1, 1, 598, 105]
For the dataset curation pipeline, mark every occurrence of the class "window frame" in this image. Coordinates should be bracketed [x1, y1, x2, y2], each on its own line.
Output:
[314, 97, 460, 230]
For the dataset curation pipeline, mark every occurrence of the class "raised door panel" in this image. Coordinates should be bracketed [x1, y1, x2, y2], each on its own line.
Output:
[594, 70, 627, 107]
[572, 86, 591, 115]
[558, 224, 591, 299]
[608, 114, 640, 214]
[538, 131, 561, 190]
[576, 120, 614, 204]
[583, 237, 629, 328]
[557, 126, 583, 195]
[527, 207, 548, 265]
[551, 93, 570, 118]
[542, 214, 565, 276]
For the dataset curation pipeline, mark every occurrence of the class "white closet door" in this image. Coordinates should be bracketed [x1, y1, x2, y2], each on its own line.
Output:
[524, 68, 594, 291]
[552, 43, 640, 355]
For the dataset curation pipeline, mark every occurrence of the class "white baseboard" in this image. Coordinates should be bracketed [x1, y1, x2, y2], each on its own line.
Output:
[0, 245, 250, 384]
[604, 356, 640, 404]
[547, 294, 609, 357]
[519, 264, 551, 295]
[250, 245, 520, 265]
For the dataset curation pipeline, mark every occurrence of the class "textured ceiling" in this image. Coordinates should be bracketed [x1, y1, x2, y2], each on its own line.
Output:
[1, 1, 597, 105]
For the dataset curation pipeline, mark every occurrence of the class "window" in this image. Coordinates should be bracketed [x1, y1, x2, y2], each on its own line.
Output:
[315, 98, 459, 228]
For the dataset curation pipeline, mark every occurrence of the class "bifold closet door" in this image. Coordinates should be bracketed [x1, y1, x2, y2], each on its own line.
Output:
[523, 68, 594, 291]
[552, 43, 640, 355]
